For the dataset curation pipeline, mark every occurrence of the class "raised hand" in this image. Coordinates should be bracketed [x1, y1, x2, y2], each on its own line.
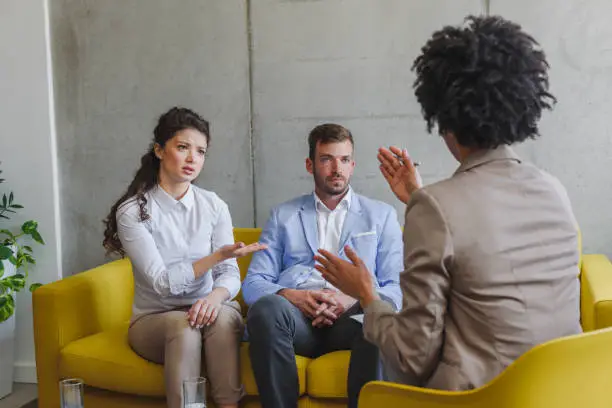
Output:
[377, 146, 422, 204]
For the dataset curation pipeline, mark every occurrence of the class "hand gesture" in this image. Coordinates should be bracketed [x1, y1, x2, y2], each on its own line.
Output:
[314, 246, 376, 305]
[218, 241, 267, 261]
[378, 146, 422, 204]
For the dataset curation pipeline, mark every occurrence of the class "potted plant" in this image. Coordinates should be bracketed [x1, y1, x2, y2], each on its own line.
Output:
[0, 165, 44, 398]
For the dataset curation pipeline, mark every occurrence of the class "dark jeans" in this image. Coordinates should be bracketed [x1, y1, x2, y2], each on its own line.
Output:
[246, 294, 381, 408]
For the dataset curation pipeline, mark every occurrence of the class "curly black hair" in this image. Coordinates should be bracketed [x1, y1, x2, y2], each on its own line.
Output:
[412, 15, 556, 149]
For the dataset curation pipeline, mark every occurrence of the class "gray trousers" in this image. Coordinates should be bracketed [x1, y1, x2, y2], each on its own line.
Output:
[246, 294, 381, 408]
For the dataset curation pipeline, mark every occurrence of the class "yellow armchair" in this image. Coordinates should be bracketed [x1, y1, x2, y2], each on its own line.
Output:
[33, 258, 138, 408]
[358, 327, 612, 408]
[580, 254, 612, 331]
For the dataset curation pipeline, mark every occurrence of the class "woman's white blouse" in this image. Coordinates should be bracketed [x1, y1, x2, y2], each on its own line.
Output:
[117, 184, 240, 318]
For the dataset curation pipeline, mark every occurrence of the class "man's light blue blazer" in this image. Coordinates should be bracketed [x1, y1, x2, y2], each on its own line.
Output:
[242, 192, 404, 310]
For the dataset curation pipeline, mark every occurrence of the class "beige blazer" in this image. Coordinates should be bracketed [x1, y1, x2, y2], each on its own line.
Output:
[364, 146, 581, 390]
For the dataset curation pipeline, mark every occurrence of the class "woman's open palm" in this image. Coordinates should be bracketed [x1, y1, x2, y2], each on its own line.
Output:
[378, 146, 422, 204]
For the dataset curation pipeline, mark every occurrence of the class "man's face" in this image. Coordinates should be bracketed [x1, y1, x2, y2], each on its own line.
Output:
[306, 140, 355, 197]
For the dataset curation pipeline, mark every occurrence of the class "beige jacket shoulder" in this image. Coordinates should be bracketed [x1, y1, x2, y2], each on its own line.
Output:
[364, 146, 581, 390]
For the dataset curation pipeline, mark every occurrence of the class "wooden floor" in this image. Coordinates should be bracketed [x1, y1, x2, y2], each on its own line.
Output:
[0, 383, 37, 408]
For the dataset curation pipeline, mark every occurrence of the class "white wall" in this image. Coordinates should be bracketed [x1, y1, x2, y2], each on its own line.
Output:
[0, 0, 61, 382]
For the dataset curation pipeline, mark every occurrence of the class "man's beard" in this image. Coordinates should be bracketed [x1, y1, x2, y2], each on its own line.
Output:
[314, 169, 349, 196]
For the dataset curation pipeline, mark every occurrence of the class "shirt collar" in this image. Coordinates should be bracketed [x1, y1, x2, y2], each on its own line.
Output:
[314, 186, 352, 212]
[151, 184, 195, 212]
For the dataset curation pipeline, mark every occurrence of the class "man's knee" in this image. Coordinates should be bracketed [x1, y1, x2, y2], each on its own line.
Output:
[247, 294, 292, 334]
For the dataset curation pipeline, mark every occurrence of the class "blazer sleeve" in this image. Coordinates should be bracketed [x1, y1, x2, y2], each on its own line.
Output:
[241, 207, 285, 305]
[363, 189, 454, 385]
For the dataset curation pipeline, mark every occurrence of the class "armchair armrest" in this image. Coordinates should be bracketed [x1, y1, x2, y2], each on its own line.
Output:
[581, 254, 612, 331]
[358, 381, 487, 408]
[33, 259, 134, 408]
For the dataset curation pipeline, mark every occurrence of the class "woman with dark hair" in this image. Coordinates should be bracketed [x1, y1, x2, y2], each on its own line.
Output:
[315, 16, 581, 390]
[103, 107, 265, 408]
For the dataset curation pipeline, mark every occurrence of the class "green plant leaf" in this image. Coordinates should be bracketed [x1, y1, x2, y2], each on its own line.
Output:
[31, 230, 45, 245]
[21, 220, 38, 235]
[29, 283, 42, 292]
[10, 204, 23, 209]
[23, 245, 32, 253]
[8, 255, 16, 265]
[0, 293, 15, 323]
[25, 254, 35, 264]
[0, 214, 8, 220]
[0, 261, 3, 278]
[0, 229, 14, 238]
[0, 274, 26, 291]
[8, 192, 13, 205]
[1, 194, 6, 208]
[0, 246, 12, 260]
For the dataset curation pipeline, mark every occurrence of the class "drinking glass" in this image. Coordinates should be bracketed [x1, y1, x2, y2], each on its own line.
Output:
[183, 376, 206, 408]
[60, 378, 84, 408]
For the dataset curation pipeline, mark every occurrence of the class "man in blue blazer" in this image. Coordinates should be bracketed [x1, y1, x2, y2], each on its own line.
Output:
[242, 124, 403, 408]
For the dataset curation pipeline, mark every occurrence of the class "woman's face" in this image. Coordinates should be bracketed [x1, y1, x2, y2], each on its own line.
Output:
[155, 128, 208, 185]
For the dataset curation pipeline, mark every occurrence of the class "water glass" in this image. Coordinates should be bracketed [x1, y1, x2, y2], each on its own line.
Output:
[60, 378, 84, 408]
[183, 376, 207, 408]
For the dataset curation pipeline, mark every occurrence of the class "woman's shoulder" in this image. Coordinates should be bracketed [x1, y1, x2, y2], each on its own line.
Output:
[191, 185, 228, 211]
[116, 193, 151, 221]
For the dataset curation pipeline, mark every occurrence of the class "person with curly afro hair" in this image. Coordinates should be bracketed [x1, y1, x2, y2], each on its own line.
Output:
[315, 15, 581, 391]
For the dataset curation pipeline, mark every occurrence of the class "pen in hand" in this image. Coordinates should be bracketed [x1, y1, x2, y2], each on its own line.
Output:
[394, 154, 421, 168]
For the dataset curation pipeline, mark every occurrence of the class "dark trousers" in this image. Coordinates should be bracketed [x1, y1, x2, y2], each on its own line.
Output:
[246, 294, 381, 408]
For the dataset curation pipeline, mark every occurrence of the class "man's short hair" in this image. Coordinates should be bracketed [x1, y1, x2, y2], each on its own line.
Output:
[308, 124, 354, 160]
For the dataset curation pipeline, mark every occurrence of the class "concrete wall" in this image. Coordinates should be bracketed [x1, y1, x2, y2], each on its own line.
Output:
[250, 0, 484, 226]
[52, 0, 486, 275]
[0, 0, 62, 382]
[51, 0, 612, 272]
[51, 0, 253, 275]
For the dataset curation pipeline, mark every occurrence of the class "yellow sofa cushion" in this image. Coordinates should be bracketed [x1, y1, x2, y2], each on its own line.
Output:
[58, 323, 310, 398]
[59, 323, 165, 397]
[306, 351, 350, 398]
